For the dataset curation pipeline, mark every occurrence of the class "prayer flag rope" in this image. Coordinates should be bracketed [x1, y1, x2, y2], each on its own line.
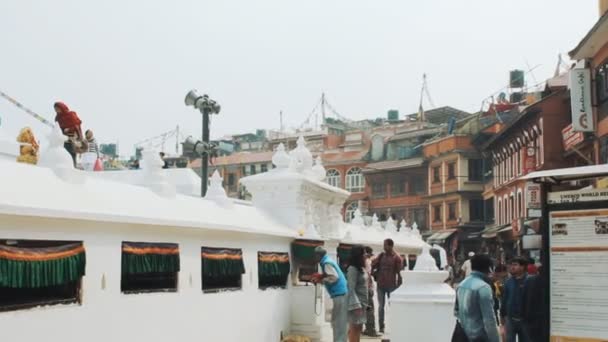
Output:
[0, 90, 54, 127]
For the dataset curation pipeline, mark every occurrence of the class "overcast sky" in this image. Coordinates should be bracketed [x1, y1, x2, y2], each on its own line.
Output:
[0, 1, 598, 157]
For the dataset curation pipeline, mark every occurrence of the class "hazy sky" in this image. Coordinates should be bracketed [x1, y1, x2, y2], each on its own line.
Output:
[0, 1, 598, 157]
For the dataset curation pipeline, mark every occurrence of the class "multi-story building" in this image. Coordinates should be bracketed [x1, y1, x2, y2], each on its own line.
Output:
[361, 124, 442, 231]
[422, 134, 486, 260]
[480, 84, 574, 261]
[569, 2, 608, 186]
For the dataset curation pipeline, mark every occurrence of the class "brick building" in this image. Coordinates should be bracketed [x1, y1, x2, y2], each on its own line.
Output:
[569, 4, 608, 180]
[480, 86, 574, 261]
[423, 134, 486, 260]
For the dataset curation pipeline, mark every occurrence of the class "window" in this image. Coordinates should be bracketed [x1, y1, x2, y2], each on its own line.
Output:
[497, 199, 502, 224]
[596, 62, 608, 120]
[242, 166, 248, 176]
[600, 137, 608, 164]
[346, 167, 365, 192]
[410, 175, 426, 194]
[509, 196, 515, 221]
[469, 199, 484, 222]
[258, 252, 290, 289]
[447, 162, 456, 180]
[433, 166, 441, 183]
[326, 169, 341, 188]
[372, 182, 386, 199]
[484, 198, 494, 223]
[448, 202, 457, 220]
[201, 247, 245, 293]
[0, 239, 85, 312]
[468, 159, 483, 181]
[597, 62, 608, 104]
[411, 208, 427, 230]
[261, 164, 268, 173]
[517, 192, 523, 219]
[121, 242, 179, 294]
[345, 202, 358, 222]
[391, 177, 406, 196]
[371, 135, 384, 161]
[250, 164, 256, 175]
[227, 173, 235, 186]
[433, 204, 442, 222]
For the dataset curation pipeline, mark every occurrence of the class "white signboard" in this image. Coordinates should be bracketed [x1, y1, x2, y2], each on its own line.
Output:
[526, 182, 542, 209]
[549, 209, 608, 341]
[569, 68, 594, 132]
[548, 188, 608, 204]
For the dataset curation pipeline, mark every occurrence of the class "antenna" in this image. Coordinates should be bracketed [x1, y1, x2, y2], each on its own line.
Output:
[280, 110, 284, 132]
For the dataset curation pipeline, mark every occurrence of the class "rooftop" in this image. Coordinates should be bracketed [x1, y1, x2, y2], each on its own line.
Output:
[569, 10, 608, 60]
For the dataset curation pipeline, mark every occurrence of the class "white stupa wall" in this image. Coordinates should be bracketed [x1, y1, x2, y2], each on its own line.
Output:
[390, 245, 456, 341]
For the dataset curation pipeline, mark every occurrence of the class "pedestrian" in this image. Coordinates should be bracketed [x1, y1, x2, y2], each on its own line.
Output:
[500, 257, 531, 342]
[523, 266, 547, 342]
[452, 254, 500, 342]
[371, 238, 403, 333]
[461, 251, 475, 279]
[362, 246, 380, 337]
[312, 246, 348, 342]
[346, 245, 368, 342]
[81, 129, 100, 171]
[54, 101, 85, 167]
[160, 152, 169, 169]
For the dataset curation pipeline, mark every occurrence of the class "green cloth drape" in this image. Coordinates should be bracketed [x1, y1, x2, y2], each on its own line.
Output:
[291, 240, 324, 263]
[258, 252, 290, 277]
[121, 253, 180, 274]
[121, 242, 180, 274]
[0, 243, 86, 288]
[201, 247, 245, 277]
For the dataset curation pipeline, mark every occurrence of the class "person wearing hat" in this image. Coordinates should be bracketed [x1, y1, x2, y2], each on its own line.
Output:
[312, 246, 348, 342]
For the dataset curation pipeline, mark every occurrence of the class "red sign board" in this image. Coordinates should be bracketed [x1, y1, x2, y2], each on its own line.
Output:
[562, 124, 584, 151]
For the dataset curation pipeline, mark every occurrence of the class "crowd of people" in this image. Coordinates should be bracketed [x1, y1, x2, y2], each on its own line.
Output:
[310, 238, 402, 342]
[452, 254, 546, 342]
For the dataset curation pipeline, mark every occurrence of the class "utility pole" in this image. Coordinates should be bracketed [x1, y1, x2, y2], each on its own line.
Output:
[321, 93, 326, 123]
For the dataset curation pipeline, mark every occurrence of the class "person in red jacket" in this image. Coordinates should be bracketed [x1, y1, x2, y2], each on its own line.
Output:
[54, 101, 84, 166]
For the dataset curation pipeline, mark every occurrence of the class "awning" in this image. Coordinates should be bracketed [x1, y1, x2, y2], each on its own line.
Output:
[363, 157, 425, 173]
[426, 229, 457, 244]
[481, 224, 512, 239]
[523, 164, 608, 182]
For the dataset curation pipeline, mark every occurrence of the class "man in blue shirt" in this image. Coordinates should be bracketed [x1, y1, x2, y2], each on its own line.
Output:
[454, 254, 500, 342]
[500, 257, 530, 342]
[313, 246, 348, 342]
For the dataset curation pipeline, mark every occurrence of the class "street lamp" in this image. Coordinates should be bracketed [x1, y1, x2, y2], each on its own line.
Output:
[184, 90, 221, 197]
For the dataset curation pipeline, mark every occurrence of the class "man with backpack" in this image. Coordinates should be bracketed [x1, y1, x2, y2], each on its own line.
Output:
[371, 238, 403, 333]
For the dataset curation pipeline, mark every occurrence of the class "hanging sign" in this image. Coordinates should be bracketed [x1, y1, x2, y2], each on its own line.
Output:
[548, 188, 608, 204]
[562, 124, 585, 151]
[569, 69, 594, 132]
[526, 182, 541, 209]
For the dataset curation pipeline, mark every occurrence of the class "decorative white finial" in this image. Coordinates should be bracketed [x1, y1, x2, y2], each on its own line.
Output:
[399, 219, 406, 232]
[289, 135, 313, 173]
[413, 244, 439, 271]
[300, 223, 321, 240]
[311, 156, 326, 181]
[385, 217, 398, 233]
[206, 170, 230, 205]
[372, 214, 383, 231]
[272, 143, 291, 169]
[141, 150, 176, 198]
[412, 222, 421, 237]
[351, 209, 364, 226]
[37, 124, 85, 183]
